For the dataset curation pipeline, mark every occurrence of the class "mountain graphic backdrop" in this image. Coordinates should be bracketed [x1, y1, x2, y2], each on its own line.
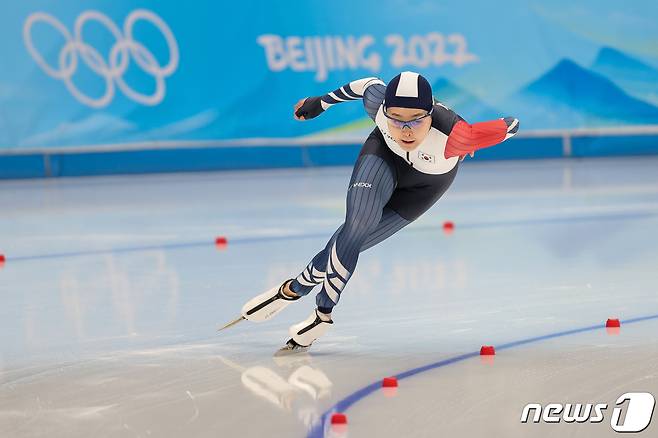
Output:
[431, 78, 501, 122]
[309, 47, 658, 137]
[499, 58, 658, 129]
[590, 47, 658, 107]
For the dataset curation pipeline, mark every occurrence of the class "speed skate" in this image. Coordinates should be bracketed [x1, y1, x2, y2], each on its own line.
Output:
[217, 279, 300, 332]
[217, 280, 333, 356]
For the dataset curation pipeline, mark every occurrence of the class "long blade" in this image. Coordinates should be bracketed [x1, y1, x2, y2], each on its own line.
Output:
[217, 315, 245, 332]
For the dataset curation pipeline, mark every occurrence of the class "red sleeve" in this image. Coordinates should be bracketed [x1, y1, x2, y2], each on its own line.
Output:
[444, 119, 509, 159]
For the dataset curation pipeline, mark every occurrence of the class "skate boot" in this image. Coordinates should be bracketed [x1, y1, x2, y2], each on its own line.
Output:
[275, 309, 333, 355]
[241, 279, 300, 322]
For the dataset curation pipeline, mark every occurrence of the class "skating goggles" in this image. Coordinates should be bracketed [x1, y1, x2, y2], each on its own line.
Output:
[383, 107, 433, 129]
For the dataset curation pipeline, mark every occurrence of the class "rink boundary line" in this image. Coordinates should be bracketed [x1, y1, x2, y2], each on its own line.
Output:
[306, 312, 658, 438]
[4, 210, 656, 262]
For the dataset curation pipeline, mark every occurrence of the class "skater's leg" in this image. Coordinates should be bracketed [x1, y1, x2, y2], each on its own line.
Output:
[291, 207, 409, 296]
[240, 154, 396, 326]
[283, 158, 408, 350]
[360, 207, 411, 251]
[315, 155, 396, 311]
[289, 226, 342, 296]
[289, 153, 397, 297]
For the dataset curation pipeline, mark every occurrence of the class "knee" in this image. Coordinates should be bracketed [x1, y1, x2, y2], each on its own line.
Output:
[343, 211, 381, 238]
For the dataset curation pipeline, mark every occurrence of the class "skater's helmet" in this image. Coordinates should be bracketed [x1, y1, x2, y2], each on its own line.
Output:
[384, 71, 433, 112]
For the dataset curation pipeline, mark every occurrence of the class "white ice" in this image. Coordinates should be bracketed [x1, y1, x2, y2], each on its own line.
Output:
[1, 157, 657, 437]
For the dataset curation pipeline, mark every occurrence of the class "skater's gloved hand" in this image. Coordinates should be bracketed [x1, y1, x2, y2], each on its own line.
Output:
[294, 97, 324, 120]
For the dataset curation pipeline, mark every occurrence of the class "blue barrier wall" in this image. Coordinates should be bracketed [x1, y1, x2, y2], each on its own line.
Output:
[3, 134, 658, 179]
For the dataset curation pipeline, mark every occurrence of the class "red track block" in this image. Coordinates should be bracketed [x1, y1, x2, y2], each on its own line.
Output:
[0, 254, 5, 266]
[382, 376, 398, 388]
[331, 413, 347, 425]
[606, 318, 621, 328]
[480, 345, 496, 356]
[442, 221, 455, 234]
[215, 236, 228, 249]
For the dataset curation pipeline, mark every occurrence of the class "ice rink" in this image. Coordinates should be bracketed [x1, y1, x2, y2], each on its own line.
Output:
[1, 156, 657, 437]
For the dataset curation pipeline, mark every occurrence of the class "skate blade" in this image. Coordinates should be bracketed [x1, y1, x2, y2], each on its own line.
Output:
[217, 315, 245, 332]
[274, 343, 310, 357]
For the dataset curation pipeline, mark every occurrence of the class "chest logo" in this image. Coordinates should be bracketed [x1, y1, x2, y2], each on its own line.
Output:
[418, 151, 435, 163]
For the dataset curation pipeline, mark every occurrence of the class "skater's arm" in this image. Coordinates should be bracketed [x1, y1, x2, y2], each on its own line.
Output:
[293, 77, 385, 121]
[444, 116, 520, 159]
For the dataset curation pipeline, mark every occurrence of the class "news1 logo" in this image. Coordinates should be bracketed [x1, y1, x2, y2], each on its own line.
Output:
[521, 392, 655, 433]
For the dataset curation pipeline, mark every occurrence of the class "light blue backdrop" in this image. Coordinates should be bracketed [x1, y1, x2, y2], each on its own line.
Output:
[1, 0, 657, 151]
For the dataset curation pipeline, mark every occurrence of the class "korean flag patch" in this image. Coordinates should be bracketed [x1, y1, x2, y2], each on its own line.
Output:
[418, 150, 435, 163]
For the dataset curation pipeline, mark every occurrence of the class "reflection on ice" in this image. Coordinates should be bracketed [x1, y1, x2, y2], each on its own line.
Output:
[218, 354, 332, 430]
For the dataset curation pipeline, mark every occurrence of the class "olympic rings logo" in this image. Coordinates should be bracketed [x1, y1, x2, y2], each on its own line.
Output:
[23, 9, 179, 108]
